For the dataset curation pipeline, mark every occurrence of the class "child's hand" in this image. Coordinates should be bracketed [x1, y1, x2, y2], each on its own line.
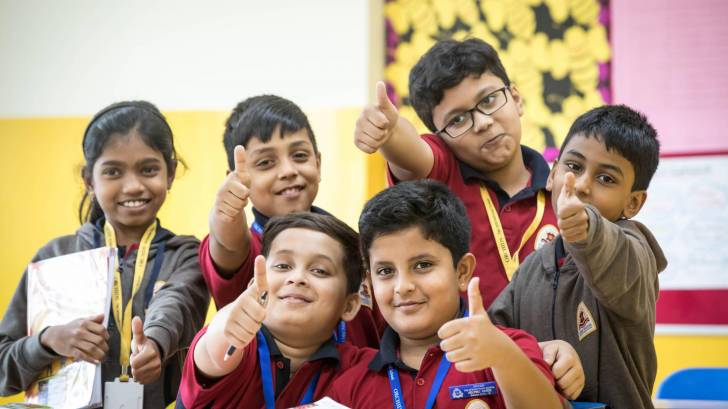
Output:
[540, 340, 585, 400]
[213, 145, 251, 224]
[219, 255, 269, 352]
[39, 313, 109, 364]
[354, 81, 399, 154]
[130, 316, 162, 384]
[557, 172, 588, 243]
[438, 278, 511, 372]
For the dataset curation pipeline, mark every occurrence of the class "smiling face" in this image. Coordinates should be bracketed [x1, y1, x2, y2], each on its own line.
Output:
[431, 72, 523, 174]
[548, 134, 647, 222]
[263, 228, 358, 345]
[368, 227, 472, 343]
[88, 130, 172, 243]
[244, 128, 321, 217]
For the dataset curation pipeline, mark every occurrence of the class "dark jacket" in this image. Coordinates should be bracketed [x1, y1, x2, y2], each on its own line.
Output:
[0, 221, 210, 408]
[489, 206, 667, 409]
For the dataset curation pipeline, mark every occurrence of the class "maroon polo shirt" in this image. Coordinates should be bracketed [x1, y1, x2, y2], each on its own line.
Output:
[327, 307, 558, 408]
[387, 134, 559, 308]
[200, 207, 384, 349]
[178, 325, 373, 409]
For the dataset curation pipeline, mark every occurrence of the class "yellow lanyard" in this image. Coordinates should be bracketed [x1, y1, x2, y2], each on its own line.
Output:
[104, 221, 157, 381]
[480, 188, 545, 281]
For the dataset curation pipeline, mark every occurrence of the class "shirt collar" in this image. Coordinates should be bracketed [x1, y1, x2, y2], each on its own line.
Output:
[368, 299, 467, 373]
[459, 145, 551, 204]
[251, 206, 331, 233]
[259, 324, 341, 364]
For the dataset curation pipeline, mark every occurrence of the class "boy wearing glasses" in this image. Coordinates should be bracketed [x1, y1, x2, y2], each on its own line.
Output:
[354, 38, 558, 311]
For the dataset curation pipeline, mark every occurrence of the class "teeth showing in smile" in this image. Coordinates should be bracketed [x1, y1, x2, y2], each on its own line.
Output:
[120, 200, 149, 208]
[279, 186, 303, 196]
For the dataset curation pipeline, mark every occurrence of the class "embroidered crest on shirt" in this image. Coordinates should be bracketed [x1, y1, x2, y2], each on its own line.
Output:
[358, 278, 373, 309]
[465, 399, 490, 409]
[534, 224, 559, 250]
[576, 301, 597, 341]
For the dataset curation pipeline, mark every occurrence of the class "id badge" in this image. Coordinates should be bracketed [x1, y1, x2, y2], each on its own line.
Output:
[104, 378, 143, 409]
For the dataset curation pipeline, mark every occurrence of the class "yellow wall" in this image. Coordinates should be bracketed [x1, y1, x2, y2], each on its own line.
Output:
[2, 112, 727, 405]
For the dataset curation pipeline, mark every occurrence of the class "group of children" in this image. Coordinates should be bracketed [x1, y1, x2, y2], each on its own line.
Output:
[0, 37, 665, 409]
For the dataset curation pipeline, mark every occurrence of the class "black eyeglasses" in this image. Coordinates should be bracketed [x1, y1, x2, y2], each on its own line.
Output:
[436, 87, 510, 139]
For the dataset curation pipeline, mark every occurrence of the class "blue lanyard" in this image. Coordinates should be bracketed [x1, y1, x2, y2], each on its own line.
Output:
[252, 220, 264, 235]
[387, 357, 450, 409]
[387, 309, 469, 409]
[333, 320, 346, 344]
[256, 331, 321, 409]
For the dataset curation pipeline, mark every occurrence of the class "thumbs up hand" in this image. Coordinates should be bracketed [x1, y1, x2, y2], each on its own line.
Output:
[213, 145, 251, 224]
[438, 278, 511, 372]
[217, 255, 269, 355]
[557, 172, 589, 243]
[130, 316, 162, 384]
[354, 81, 400, 154]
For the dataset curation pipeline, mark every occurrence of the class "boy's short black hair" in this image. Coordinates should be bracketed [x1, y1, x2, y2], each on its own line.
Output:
[359, 180, 471, 268]
[261, 213, 363, 295]
[559, 105, 660, 191]
[409, 38, 511, 132]
[223, 95, 318, 171]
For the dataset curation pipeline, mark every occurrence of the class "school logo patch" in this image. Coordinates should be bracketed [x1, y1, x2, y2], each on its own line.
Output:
[535, 224, 559, 250]
[465, 399, 490, 409]
[576, 301, 597, 341]
[358, 278, 373, 309]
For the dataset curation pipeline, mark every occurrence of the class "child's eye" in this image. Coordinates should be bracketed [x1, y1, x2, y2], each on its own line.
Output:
[141, 166, 160, 176]
[102, 168, 121, 177]
[256, 159, 274, 169]
[311, 267, 330, 276]
[375, 267, 393, 277]
[273, 263, 291, 271]
[564, 162, 582, 172]
[449, 114, 468, 126]
[414, 261, 433, 270]
[597, 174, 616, 184]
[292, 151, 310, 161]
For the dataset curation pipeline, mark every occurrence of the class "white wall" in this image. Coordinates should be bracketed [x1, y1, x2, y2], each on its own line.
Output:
[0, 0, 370, 117]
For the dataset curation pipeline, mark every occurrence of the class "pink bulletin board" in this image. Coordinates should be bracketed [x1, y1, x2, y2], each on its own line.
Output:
[612, 0, 728, 154]
[612, 0, 728, 333]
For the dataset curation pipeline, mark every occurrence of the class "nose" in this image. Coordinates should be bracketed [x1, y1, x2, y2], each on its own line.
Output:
[277, 157, 299, 180]
[285, 267, 309, 286]
[573, 173, 591, 197]
[394, 271, 415, 296]
[471, 110, 494, 133]
[122, 174, 144, 195]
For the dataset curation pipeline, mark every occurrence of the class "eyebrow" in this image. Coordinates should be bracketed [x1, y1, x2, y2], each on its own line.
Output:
[249, 140, 312, 156]
[273, 249, 336, 265]
[99, 157, 161, 167]
[441, 85, 502, 125]
[564, 149, 625, 177]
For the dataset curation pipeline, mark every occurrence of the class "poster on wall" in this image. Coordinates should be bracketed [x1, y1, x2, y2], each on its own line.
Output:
[637, 152, 728, 334]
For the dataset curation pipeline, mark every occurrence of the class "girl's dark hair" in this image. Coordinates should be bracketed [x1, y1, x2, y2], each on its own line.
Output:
[222, 95, 318, 171]
[79, 101, 180, 224]
[261, 213, 363, 295]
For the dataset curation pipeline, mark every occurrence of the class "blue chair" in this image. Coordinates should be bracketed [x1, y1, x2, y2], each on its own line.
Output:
[656, 367, 728, 400]
[571, 402, 607, 409]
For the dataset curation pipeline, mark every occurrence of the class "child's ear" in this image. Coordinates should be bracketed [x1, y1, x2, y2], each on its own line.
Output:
[81, 167, 94, 193]
[167, 160, 177, 189]
[622, 190, 647, 219]
[456, 253, 476, 292]
[509, 84, 524, 117]
[340, 291, 361, 322]
[546, 162, 557, 192]
[315, 151, 322, 180]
